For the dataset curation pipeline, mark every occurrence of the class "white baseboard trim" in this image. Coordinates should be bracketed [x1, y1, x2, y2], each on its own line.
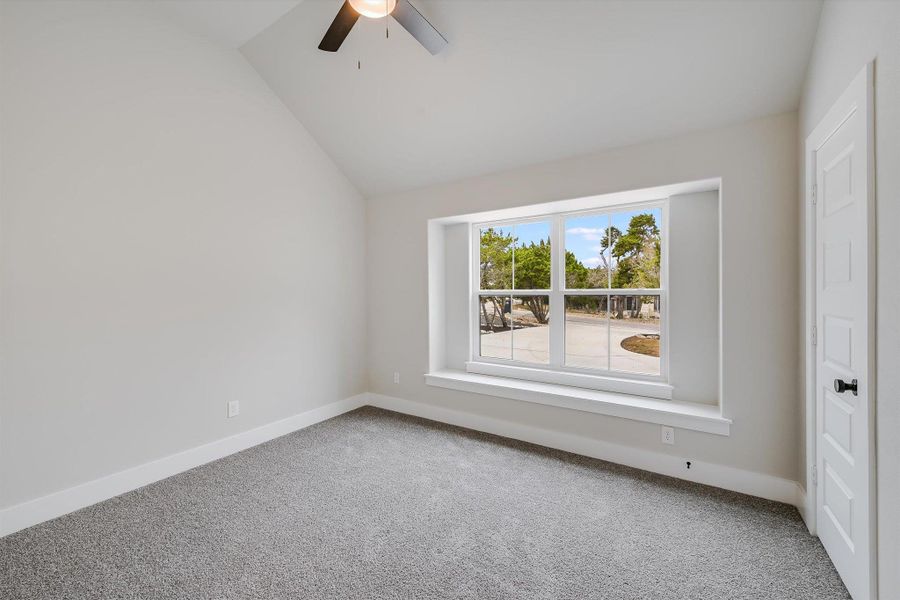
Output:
[0, 394, 368, 538]
[795, 483, 813, 532]
[367, 392, 804, 507]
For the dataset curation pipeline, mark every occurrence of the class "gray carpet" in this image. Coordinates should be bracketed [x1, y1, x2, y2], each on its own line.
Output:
[1, 406, 848, 599]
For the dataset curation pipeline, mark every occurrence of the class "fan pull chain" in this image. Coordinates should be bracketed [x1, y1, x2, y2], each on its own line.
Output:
[359, 1, 391, 71]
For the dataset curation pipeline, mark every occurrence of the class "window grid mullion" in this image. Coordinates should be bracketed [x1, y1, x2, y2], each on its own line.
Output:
[605, 214, 613, 370]
[549, 215, 564, 368]
[606, 293, 612, 371]
[561, 288, 664, 295]
[510, 224, 515, 360]
[607, 214, 612, 289]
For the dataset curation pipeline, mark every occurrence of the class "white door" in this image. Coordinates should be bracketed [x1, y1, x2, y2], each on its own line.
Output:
[808, 64, 876, 599]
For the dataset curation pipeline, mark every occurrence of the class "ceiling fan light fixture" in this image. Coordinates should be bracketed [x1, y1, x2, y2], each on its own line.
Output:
[319, 0, 447, 54]
[348, 0, 396, 19]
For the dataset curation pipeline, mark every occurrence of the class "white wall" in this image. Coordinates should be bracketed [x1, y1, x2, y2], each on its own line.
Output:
[668, 191, 719, 405]
[367, 112, 799, 481]
[442, 223, 470, 372]
[798, 1, 900, 593]
[0, 1, 367, 508]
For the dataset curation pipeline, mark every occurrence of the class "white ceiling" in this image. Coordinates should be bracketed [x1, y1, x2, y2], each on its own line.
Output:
[238, 0, 823, 197]
[155, 0, 303, 48]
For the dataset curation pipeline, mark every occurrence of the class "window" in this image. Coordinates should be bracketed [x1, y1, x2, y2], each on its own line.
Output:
[471, 201, 667, 396]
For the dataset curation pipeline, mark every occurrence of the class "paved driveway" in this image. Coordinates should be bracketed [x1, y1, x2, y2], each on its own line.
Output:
[480, 315, 659, 375]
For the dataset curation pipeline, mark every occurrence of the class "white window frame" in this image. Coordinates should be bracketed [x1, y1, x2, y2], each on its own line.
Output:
[467, 199, 671, 400]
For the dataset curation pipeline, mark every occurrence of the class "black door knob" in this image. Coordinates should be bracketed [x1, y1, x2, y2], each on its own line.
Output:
[834, 378, 858, 396]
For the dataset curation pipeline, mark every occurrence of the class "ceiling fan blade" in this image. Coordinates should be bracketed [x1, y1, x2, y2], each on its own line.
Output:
[391, 0, 447, 55]
[318, 0, 359, 52]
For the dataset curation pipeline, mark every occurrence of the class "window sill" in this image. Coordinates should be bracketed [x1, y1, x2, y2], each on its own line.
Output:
[424, 369, 730, 436]
[465, 361, 673, 400]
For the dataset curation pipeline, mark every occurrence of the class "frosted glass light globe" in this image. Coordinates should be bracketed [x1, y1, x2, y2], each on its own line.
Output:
[348, 0, 397, 19]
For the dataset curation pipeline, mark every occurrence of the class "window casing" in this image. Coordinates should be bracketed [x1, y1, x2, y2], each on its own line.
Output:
[469, 200, 669, 398]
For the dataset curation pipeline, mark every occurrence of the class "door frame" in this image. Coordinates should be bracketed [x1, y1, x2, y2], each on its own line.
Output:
[803, 62, 877, 594]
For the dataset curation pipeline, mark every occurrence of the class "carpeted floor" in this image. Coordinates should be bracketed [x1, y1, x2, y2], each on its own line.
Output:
[1, 406, 849, 599]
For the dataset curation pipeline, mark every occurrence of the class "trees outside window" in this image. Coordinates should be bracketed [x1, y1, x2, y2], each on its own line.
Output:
[476, 203, 665, 379]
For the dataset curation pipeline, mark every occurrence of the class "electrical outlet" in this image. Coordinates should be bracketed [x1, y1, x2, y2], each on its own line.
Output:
[393, 371, 400, 384]
[661, 426, 675, 445]
[227, 400, 240, 418]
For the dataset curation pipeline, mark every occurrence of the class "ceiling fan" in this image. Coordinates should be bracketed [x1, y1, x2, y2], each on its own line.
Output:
[318, 0, 447, 55]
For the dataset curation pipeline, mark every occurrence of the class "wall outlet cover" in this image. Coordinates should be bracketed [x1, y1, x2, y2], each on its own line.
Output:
[227, 400, 240, 418]
[661, 425, 675, 445]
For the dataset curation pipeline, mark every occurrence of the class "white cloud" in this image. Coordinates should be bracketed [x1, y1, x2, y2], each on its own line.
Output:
[566, 227, 604, 241]
[583, 257, 602, 267]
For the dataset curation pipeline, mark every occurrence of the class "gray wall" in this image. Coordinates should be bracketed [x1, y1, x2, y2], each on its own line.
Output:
[798, 1, 900, 593]
[367, 112, 800, 481]
[0, 1, 367, 508]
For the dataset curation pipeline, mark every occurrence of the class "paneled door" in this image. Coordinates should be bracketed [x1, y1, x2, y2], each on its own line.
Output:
[808, 64, 876, 599]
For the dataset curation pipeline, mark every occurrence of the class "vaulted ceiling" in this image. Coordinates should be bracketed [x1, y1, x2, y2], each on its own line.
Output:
[155, 0, 302, 48]
[170, 0, 824, 197]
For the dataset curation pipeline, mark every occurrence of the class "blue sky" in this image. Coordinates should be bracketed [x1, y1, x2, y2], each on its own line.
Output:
[564, 214, 608, 267]
[514, 221, 549, 250]
[482, 207, 660, 268]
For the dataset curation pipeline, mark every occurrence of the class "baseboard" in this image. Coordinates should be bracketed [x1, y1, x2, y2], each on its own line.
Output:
[366, 392, 804, 507]
[795, 483, 813, 532]
[0, 393, 368, 538]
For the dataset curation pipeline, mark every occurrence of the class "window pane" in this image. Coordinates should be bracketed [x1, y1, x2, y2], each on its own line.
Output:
[564, 214, 610, 288]
[565, 295, 609, 369]
[609, 208, 662, 289]
[513, 221, 551, 290]
[479, 226, 513, 290]
[479, 295, 511, 359]
[609, 295, 661, 375]
[512, 295, 549, 364]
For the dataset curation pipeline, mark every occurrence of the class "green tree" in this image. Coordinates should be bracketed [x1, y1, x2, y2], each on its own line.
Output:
[611, 213, 660, 289]
[513, 239, 551, 289]
[570, 226, 619, 289]
[600, 226, 622, 270]
[513, 239, 551, 323]
[479, 228, 514, 330]
[564, 250, 605, 312]
[565, 250, 590, 288]
[479, 227, 513, 289]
